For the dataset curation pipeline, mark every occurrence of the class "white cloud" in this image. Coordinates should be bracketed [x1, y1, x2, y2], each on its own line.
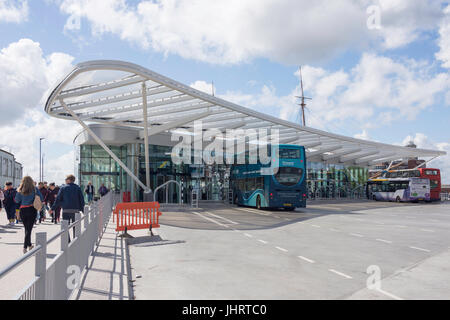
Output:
[354, 130, 371, 140]
[55, 0, 447, 65]
[215, 53, 449, 135]
[0, 39, 77, 184]
[402, 133, 450, 184]
[190, 80, 215, 96]
[436, 5, 450, 68]
[0, 38, 75, 125]
[0, 0, 28, 23]
[0, 110, 81, 185]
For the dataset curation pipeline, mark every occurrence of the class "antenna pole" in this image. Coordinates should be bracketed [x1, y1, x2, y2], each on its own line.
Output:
[296, 66, 311, 127]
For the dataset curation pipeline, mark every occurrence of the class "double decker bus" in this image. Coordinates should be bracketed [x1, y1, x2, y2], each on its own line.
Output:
[230, 144, 307, 210]
[381, 168, 441, 201]
[367, 177, 430, 202]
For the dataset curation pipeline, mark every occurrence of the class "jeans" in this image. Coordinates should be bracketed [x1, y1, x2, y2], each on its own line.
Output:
[63, 212, 76, 242]
[5, 206, 16, 220]
[20, 207, 37, 249]
[87, 193, 93, 203]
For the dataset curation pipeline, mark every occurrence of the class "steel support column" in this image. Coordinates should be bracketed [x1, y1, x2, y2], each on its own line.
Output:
[59, 99, 150, 192]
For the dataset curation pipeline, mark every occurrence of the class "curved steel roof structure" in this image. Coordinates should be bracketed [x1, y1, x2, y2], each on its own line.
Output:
[45, 60, 445, 170]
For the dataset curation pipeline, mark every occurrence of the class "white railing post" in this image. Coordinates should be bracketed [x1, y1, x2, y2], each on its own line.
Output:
[35, 232, 47, 300]
[61, 220, 69, 251]
[75, 212, 81, 238]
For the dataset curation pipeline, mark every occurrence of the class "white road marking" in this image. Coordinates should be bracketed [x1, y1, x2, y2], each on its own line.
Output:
[395, 225, 407, 228]
[376, 238, 392, 244]
[274, 215, 281, 219]
[420, 229, 435, 233]
[349, 233, 364, 237]
[409, 246, 431, 252]
[236, 207, 270, 216]
[275, 246, 288, 252]
[204, 211, 238, 224]
[258, 239, 268, 244]
[376, 288, 404, 301]
[329, 228, 339, 232]
[192, 211, 228, 228]
[244, 233, 253, 238]
[298, 256, 315, 263]
[328, 269, 353, 279]
[311, 224, 321, 228]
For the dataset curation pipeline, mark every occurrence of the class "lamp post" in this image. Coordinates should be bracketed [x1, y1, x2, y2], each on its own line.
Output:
[39, 138, 44, 182]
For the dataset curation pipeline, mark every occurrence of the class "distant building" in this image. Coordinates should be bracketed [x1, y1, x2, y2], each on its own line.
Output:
[442, 185, 450, 193]
[369, 141, 426, 178]
[0, 149, 23, 188]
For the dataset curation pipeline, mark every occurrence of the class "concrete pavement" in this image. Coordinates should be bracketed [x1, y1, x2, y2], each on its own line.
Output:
[127, 200, 450, 300]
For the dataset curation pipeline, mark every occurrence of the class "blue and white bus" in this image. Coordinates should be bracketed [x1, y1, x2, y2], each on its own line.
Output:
[367, 177, 430, 202]
[230, 144, 307, 210]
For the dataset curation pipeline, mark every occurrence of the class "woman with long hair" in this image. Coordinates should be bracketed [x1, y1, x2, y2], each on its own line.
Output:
[14, 176, 43, 254]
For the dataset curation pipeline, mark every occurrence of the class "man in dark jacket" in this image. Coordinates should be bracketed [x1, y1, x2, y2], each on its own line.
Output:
[51, 175, 85, 241]
[45, 183, 60, 224]
[84, 181, 94, 203]
[2, 182, 17, 225]
[98, 184, 108, 197]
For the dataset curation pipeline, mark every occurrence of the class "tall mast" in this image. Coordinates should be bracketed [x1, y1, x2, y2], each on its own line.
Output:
[296, 66, 311, 126]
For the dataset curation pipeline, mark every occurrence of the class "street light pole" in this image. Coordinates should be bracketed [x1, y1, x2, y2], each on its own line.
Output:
[39, 138, 44, 182]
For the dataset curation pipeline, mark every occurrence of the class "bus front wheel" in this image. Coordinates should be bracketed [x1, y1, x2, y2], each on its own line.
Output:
[256, 196, 262, 210]
[396, 196, 401, 203]
[373, 195, 377, 201]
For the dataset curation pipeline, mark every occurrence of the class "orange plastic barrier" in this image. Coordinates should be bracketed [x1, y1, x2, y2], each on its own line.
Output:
[113, 202, 162, 233]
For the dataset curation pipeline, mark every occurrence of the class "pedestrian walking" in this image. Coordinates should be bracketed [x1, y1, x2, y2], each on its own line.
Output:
[45, 183, 61, 224]
[51, 174, 85, 242]
[3, 182, 18, 225]
[38, 182, 49, 223]
[85, 181, 94, 203]
[98, 183, 108, 197]
[15, 176, 43, 254]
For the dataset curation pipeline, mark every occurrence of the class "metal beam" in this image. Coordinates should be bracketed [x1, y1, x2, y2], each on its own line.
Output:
[145, 111, 212, 137]
[355, 152, 395, 164]
[340, 150, 379, 163]
[322, 148, 362, 161]
[59, 99, 149, 192]
[142, 82, 151, 189]
[306, 145, 342, 158]
[58, 75, 147, 99]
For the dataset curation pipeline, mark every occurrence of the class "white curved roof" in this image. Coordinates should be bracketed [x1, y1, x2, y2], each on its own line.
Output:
[45, 60, 446, 167]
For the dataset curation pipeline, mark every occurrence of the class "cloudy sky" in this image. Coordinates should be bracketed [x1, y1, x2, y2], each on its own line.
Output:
[0, 0, 449, 184]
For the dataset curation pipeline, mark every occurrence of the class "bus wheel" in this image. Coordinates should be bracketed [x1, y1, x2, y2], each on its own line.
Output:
[373, 195, 377, 201]
[234, 195, 239, 206]
[256, 196, 262, 210]
[396, 196, 401, 203]
[285, 207, 295, 211]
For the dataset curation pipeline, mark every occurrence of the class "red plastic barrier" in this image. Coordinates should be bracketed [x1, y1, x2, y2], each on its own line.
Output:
[113, 202, 162, 232]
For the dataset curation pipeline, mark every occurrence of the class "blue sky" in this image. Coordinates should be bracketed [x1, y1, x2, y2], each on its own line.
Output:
[0, 0, 449, 184]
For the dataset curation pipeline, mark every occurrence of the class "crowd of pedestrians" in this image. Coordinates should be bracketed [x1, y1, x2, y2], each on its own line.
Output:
[1, 175, 109, 254]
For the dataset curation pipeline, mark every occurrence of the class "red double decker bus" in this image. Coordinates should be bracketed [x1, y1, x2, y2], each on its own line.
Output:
[382, 168, 441, 201]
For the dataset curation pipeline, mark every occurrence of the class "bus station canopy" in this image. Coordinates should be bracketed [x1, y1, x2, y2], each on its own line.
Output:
[45, 60, 446, 168]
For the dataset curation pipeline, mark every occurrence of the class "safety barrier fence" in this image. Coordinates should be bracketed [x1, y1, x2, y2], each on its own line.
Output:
[113, 201, 162, 236]
[0, 191, 120, 300]
[441, 193, 449, 201]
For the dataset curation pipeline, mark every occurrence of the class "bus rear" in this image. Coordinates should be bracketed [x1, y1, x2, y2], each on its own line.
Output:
[419, 168, 441, 201]
[408, 177, 431, 202]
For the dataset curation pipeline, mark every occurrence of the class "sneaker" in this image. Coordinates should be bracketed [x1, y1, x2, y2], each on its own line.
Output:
[23, 248, 27, 254]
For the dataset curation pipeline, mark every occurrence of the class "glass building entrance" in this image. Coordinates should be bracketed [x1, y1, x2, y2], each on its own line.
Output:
[77, 142, 368, 203]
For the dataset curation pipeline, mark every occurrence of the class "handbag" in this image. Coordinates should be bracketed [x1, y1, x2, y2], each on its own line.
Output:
[33, 189, 43, 211]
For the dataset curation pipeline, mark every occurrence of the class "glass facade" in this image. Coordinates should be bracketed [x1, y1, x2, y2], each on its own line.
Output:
[77, 143, 368, 202]
[78, 145, 127, 200]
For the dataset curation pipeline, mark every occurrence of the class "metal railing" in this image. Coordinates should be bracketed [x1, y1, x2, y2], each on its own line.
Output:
[0, 191, 120, 300]
[191, 188, 199, 208]
[440, 193, 449, 201]
[153, 180, 182, 204]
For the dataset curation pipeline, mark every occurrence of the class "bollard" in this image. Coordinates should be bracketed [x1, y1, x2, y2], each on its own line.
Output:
[35, 232, 47, 300]
[84, 205, 90, 231]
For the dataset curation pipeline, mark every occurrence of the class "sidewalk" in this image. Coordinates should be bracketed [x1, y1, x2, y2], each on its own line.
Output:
[0, 209, 61, 299]
[72, 215, 131, 300]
